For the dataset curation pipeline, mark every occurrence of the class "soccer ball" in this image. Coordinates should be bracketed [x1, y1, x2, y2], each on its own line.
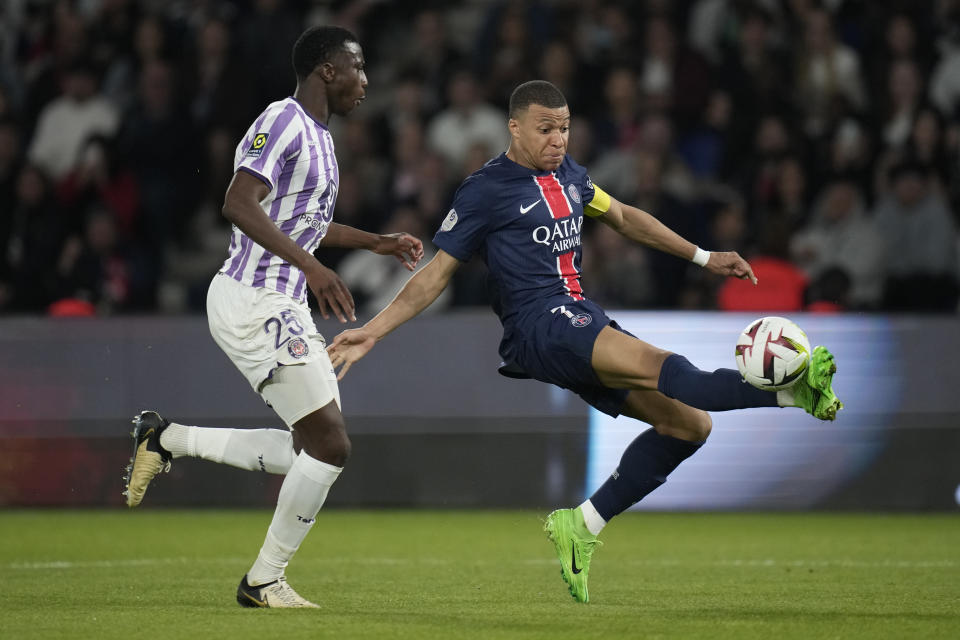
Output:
[735, 316, 811, 391]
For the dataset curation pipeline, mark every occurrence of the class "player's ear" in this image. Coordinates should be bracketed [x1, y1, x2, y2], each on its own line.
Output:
[508, 118, 520, 138]
[316, 61, 336, 82]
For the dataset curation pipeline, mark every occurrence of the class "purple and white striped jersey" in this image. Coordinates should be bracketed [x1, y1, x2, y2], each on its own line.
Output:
[221, 97, 339, 304]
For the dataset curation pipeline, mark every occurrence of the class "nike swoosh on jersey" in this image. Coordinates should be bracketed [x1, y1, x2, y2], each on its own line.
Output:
[520, 199, 542, 214]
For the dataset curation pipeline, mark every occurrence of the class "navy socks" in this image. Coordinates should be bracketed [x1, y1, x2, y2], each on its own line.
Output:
[589, 428, 702, 521]
[657, 354, 778, 411]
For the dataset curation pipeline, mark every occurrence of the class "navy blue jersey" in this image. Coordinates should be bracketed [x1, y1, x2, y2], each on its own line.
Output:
[433, 152, 598, 330]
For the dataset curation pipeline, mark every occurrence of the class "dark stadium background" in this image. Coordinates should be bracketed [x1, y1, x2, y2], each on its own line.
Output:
[0, 1, 957, 511]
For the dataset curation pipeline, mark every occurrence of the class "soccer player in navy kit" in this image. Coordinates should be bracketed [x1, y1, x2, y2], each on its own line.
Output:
[328, 81, 842, 603]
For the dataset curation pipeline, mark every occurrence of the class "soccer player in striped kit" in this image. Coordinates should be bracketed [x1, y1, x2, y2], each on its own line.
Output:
[123, 26, 424, 608]
[328, 80, 842, 604]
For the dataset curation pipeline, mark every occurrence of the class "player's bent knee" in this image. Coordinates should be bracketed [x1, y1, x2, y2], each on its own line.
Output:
[654, 407, 711, 443]
[294, 403, 351, 467]
[693, 409, 712, 442]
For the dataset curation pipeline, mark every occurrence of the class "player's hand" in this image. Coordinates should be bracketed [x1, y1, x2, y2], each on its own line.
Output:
[705, 250, 758, 285]
[327, 328, 377, 380]
[374, 232, 424, 271]
[305, 262, 356, 322]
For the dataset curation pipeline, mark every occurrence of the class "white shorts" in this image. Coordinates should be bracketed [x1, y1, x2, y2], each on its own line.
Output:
[207, 273, 340, 427]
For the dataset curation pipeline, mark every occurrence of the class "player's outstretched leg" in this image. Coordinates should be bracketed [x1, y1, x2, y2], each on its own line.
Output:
[236, 575, 320, 609]
[123, 410, 172, 507]
[543, 507, 601, 603]
[783, 346, 843, 421]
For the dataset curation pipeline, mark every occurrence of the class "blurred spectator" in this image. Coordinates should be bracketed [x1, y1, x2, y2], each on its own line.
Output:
[566, 115, 597, 166]
[22, 7, 92, 129]
[537, 40, 584, 116]
[388, 119, 430, 208]
[794, 7, 867, 138]
[0, 0, 956, 315]
[88, 0, 140, 77]
[790, 177, 885, 309]
[581, 222, 653, 309]
[372, 70, 431, 158]
[874, 160, 959, 310]
[235, 0, 301, 107]
[182, 17, 255, 135]
[929, 23, 960, 120]
[6, 165, 64, 311]
[735, 113, 797, 212]
[676, 89, 733, 182]
[57, 134, 139, 239]
[53, 208, 131, 313]
[571, 1, 638, 69]
[592, 66, 642, 151]
[621, 149, 702, 307]
[903, 105, 954, 192]
[592, 111, 696, 206]
[824, 115, 872, 190]
[338, 206, 451, 318]
[638, 15, 714, 128]
[336, 115, 390, 217]
[717, 4, 791, 134]
[753, 154, 810, 249]
[474, 2, 542, 108]
[717, 221, 809, 312]
[101, 13, 170, 112]
[426, 70, 509, 175]
[116, 59, 199, 307]
[865, 12, 933, 106]
[878, 58, 924, 151]
[27, 60, 119, 180]
[0, 119, 22, 306]
[806, 266, 853, 312]
[396, 9, 464, 115]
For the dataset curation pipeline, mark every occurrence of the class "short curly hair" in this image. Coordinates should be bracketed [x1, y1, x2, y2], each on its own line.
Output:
[292, 26, 358, 81]
[508, 80, 567, 118]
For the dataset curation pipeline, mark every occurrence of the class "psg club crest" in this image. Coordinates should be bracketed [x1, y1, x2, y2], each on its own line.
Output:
[287, 337, 309, 359]
[567, 184, 581, 204]
[571, 313, 592, 328]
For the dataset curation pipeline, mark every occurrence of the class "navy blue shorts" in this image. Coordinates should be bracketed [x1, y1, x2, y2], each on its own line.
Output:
[498, 299, 634, 417]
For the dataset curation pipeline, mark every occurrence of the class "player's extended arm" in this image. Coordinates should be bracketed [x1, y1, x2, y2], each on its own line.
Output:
[327, 249, 460, 379]
[222, 170, 356, 321]
[591, 190, 757, 284]
[320, 223, 425, 271]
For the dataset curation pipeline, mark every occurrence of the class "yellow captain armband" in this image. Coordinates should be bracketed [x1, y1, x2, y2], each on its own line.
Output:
[584, 184, 612, 217]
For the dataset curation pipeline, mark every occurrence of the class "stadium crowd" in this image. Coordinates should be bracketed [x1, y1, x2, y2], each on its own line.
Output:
[1, 0, 959, 316]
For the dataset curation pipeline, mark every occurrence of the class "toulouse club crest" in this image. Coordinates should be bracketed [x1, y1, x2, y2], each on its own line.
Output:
[287, 337, 310, 358]
[567, 184, 581, 204]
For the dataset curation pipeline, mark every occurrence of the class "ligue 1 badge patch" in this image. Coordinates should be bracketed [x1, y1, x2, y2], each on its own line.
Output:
[571, 313, 592, 328]
[440, 209, 458, 231]
[567, 184, 581, 204]
[246, 132, 269, 158]
[287, 337, 309, 358]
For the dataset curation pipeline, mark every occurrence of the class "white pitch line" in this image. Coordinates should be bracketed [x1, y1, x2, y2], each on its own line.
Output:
[5, 557, 956, 571]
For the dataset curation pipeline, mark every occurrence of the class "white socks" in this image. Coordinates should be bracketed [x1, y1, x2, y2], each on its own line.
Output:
[246, 451, 342, 586]
[159, 423, 296, 474]
[776, 388, 796, 408]
[578, 499, 607, 536]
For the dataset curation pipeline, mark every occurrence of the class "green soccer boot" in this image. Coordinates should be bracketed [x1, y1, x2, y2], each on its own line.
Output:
[544, 508, 601, 603]
[790, 346, 843, 421]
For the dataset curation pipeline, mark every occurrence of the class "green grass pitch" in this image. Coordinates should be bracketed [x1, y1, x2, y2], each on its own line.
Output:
[2, 510, 958, 639]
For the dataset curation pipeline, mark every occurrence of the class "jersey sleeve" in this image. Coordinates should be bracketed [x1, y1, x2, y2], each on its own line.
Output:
[582, 173, 612, 217]
[432, 176, 491, 262]
[234, 104, 302, 191]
